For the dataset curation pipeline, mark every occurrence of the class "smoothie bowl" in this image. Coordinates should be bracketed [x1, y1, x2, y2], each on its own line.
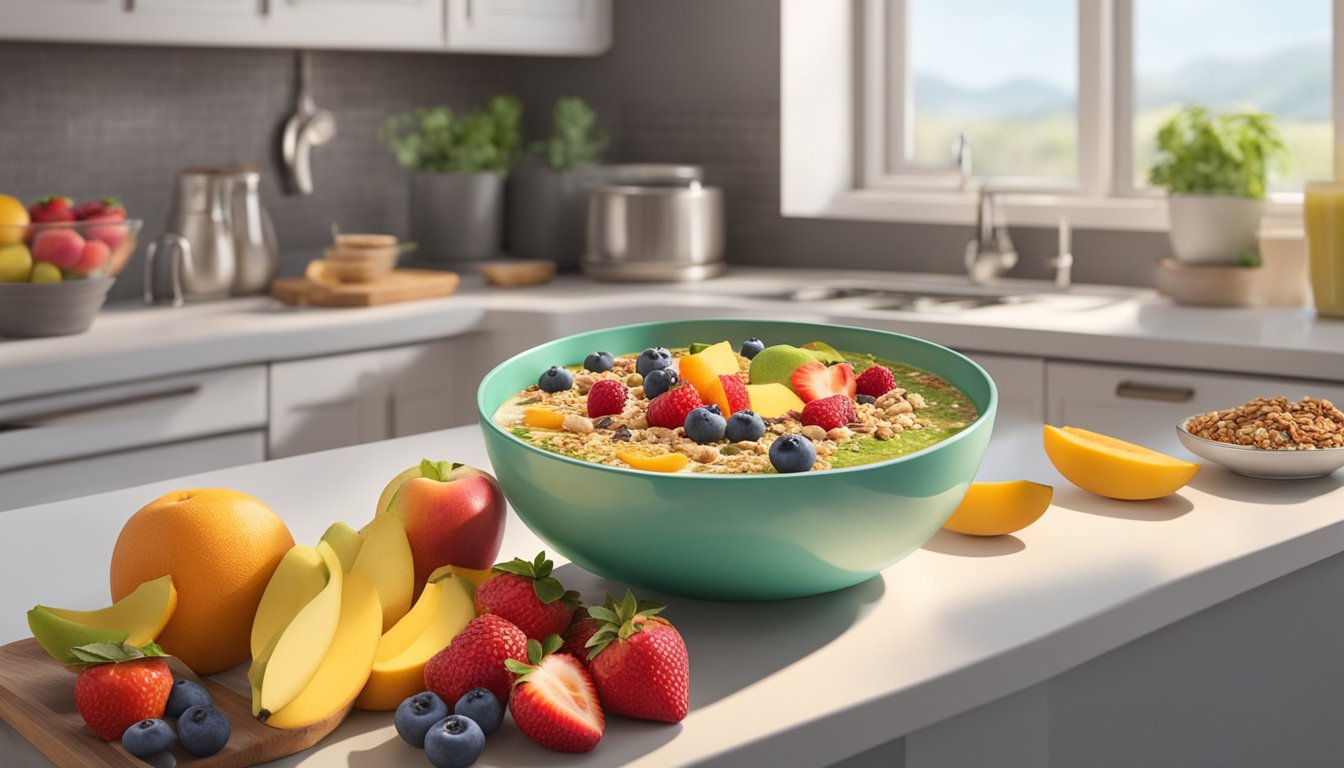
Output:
[477, 319, 997, 600]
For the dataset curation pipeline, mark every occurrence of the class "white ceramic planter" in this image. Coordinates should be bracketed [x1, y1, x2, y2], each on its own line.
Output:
[1166, 194, 1265, 265]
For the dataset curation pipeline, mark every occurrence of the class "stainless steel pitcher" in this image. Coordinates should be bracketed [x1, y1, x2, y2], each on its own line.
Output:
[145, 166, 279, 305]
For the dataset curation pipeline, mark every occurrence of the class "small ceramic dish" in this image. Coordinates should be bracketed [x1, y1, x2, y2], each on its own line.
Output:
[1176, 419, 1344, 480]
[321, 246, 398, 283]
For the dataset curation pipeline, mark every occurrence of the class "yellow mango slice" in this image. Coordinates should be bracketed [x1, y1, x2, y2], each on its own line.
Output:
[1043, 425, 1199, 500]
[942, 481, 1053, 536]
[745, 383, 805, 418]
[678, 354, 731, 414]
[695, 341, 741, 376]
[523, 407, 566, 430]
[616, 450, 690, 473]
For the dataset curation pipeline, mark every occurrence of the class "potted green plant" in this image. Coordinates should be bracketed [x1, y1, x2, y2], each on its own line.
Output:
[1148, 105, 1287, 265]
[506, 97, 607, 270]
[384, 95, 522, 262]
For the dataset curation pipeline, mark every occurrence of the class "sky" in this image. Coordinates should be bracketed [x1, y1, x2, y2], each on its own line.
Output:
[911, 0, 1330, 90]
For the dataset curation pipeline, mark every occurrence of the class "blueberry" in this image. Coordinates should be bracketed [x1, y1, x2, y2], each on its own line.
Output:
[177, 706, 229, 757]
[121, 718, 175, 759]
[740, 338, 765, 359]
[454, 687, 503, 735]
[165, 679, 212, 719]
[424, 715, 485, 768]
[636, 347, 673, 377]
[583, 351, 614, 373]
[643, 367, 679, 400]
[684, 406, 727, 444]
[396, 691, 451, 748]
[537, 365, 574, 393]
[725, 410, 766, 442]
[769, 434, 817, 473]
[857, 394, 877, 405]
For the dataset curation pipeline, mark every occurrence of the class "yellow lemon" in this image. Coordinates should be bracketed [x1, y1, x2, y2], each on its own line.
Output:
[1043, 425, 1199, 500]
[943, 480, 1053, 536]
[0, 194, 30, 247]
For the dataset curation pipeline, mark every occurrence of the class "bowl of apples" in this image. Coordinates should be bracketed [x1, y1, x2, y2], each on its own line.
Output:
[0, 194, 143, 338]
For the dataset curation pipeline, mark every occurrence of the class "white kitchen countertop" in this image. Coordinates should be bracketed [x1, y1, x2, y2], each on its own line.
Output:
[3, 267, 1343, 403]
[2, 422, 1342, 767]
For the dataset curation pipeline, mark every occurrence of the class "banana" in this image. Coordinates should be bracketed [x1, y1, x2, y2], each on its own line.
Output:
[319, 521, 363, 572]
[263, 570, 383, 729]
[250, 546, 328, 659]
[251, 542, 344, 720]
[352, 515, 414, 632]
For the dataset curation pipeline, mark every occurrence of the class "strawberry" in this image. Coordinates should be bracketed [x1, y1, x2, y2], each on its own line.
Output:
[424, 614, 528, 706]
[474, 552, 579, 641]
[505, 637, 604, 752]
[791, 361, 857, 402]
[28, 195, 75, 224]
[70, 643, 173, 741]
[586, 591, 689, 724]
[73, 197, 126, 221]
[559, 609, 599, 665]
[801, 394, 856, 431]
[646, 384, 704, 429]
[586, 379, 628, 418]
[856, 364, 897, 398]
[719, 374, 751, 414]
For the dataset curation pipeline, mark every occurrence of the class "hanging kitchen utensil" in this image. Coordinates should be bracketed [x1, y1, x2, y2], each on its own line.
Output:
[281, 51, 336, 196]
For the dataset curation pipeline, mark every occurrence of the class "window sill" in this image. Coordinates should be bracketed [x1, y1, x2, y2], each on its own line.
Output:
[805, 189, 1303, 233]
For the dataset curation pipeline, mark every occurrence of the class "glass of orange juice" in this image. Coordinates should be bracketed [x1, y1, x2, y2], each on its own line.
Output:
[1304, 181, 1344, 317]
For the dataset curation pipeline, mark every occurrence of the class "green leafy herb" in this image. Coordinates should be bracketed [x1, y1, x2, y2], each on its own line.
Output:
[1236, 249, 1263, 268]
[383, 95, 524, 175]
[531, 97, 606, 172]
[1147, 104, 1288, 199]
[69, 642, 167, 666]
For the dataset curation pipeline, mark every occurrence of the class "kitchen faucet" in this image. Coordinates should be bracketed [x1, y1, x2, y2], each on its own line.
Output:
[964, 186, 1017, 284]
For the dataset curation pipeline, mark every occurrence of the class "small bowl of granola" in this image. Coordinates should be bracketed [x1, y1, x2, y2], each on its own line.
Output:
[1177, 396, 1344, 480]
[476, 318, 997, 600]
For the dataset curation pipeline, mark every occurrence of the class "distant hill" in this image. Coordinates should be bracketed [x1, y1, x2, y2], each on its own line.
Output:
[913, 42, 1328, 121]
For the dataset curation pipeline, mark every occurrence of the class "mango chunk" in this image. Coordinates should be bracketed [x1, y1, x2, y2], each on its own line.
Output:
[679, 353, 732, 415]
[942, 481, 1052, 536]
[1043, 425, 1199, 500]
[523, 407, 566, 430]
[745, 383, 805, 418]
[616, 450, 690, 473]
[695, 341, 741, 376]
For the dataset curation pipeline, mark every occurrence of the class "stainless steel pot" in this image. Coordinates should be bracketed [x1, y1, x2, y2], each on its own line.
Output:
[582, 166, 724, 282]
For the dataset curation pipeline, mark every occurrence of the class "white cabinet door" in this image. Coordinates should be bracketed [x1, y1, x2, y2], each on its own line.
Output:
[445, 0, 611, 55]
[386, 334, 492, 438]
[1045, 361, 1344, 459]
[267, 0, 445, 50]
[269, 348, 389, 459]
[959, 352, 1046, 481]
[0, 0, 127, 44]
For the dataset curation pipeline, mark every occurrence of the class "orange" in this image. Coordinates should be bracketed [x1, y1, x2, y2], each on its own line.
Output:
[0, 194, 30, 247]
[1043, 426, 1199, 500]
[942, 480, 1053, 536]
[110, 488, 294, 674]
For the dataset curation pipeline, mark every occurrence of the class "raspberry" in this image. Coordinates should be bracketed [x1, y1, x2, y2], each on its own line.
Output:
[856, 365, 896, 398]
[719, 374, 751, 414]
[800, 394, 856, 431]
[587, 379, 628, 418]
[646, 385, 704, 429]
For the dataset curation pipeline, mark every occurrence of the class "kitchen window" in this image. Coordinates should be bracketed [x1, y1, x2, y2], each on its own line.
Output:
[780, 0, 1344, 230]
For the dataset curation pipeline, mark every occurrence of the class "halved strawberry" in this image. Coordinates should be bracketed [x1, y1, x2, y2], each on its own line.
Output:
[791, 361, 857, 402]
[646, 384, 704, 429]
[505, 636, 604, 753]
[719, 374, 751, 414]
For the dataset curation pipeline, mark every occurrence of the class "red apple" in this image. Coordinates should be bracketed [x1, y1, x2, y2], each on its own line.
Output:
[383, 459, 507, 586]
[31, 228, 84, 270]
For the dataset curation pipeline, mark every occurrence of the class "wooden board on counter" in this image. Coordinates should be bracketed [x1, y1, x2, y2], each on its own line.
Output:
[271, 269, 459, 307]
[0, 638, 344, 768]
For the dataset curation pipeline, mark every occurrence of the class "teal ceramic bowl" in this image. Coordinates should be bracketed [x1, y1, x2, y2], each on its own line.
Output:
[477, 319, 997, 600]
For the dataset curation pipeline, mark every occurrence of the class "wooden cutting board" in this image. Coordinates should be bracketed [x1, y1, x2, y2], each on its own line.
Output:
[0, 638, 346, 768]
[271, 269, 459, 308]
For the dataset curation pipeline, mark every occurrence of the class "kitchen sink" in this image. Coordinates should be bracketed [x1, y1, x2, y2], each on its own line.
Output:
[729, 284, 1037, 312]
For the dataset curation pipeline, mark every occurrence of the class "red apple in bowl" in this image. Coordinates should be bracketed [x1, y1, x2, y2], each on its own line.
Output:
[379, 459, 507, 586]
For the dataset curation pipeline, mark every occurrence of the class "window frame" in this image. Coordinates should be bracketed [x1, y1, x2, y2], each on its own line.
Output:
[782, 0, 1341, 231]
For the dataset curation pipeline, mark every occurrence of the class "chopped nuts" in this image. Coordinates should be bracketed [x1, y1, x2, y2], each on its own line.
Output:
[801, 425, 828, 442]
[1186, 396, 1344, 450]
[562, 414, 594, 434]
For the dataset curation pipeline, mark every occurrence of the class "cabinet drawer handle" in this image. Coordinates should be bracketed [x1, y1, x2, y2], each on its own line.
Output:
[1115, 382, 1195, 403]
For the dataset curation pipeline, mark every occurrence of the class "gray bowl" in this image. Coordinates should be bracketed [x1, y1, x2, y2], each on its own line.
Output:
[1176, 419, 1344, 480]
[0, 277, 115, 338]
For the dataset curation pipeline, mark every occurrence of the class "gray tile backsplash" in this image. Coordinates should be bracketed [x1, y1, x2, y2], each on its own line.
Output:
[1, 0, 1161, 303]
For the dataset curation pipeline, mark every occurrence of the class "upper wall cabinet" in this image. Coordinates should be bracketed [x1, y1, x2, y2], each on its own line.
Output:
[445, 0, 611, 55]
[0, 0, 610, 55]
